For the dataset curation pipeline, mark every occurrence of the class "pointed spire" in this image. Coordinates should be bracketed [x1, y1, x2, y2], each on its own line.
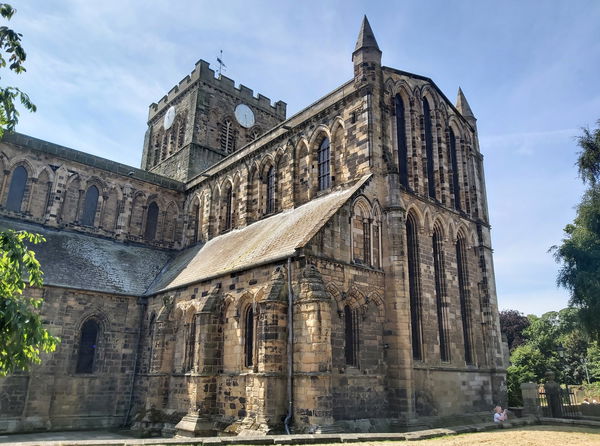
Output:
[456, 87, 476, 121]
[355, 15, 380, 53]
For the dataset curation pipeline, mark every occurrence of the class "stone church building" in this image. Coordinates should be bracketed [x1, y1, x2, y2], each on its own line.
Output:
[0, 18, 506, 436]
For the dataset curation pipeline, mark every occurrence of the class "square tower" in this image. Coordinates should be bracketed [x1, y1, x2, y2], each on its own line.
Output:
[141, 60, 286, 182]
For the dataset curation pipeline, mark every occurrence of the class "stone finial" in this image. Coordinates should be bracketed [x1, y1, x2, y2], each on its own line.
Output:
[456, 87, 477, 127]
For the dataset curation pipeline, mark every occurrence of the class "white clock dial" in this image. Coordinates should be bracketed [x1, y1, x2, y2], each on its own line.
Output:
[234, 103, 255, 128]
[163, 106, 176, 130]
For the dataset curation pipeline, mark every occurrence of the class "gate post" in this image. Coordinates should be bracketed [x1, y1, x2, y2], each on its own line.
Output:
[520, 382, 540, 418]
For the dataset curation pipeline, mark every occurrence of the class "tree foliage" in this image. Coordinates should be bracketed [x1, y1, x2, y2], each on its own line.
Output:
[499, 309, 530, 351]
[552, 120, 600, 342]
[576, 119, 600, 185]
[0, 5, 56, 375]
[505, 308, 600, 406]
[0, 230, 59, 375]
[0, 3, 36, 139]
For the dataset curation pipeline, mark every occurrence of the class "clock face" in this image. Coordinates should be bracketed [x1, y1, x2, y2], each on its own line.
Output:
[234, 103, 255, 128]
[163, 106, 176, 130]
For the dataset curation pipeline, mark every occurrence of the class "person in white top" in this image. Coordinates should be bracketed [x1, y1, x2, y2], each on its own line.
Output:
[493, 406, 508, 422]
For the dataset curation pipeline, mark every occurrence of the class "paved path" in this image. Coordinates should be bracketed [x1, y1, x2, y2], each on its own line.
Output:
[2, 416, 596, 446]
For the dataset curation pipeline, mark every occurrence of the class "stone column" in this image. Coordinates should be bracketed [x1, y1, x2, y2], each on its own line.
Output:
[176, 287, 221, 437]
[254, 267, 288, 430]
[382, 207, 415, 421]
[293, 264, 333, 432]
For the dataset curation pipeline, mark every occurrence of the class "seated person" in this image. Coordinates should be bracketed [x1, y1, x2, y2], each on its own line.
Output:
[493, 405, 508, 422]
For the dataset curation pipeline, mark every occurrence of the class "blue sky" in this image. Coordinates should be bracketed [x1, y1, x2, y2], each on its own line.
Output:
[6, 1, 600, 315]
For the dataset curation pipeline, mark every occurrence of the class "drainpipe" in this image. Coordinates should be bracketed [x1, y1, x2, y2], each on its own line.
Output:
[284, 257, 294, 434]
[123, 296, 147, 426]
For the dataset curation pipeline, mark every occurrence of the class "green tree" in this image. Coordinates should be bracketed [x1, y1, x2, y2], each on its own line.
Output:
[0, 5, 57, 375]
[507, 343, 552, 406]
[0, 2, 36, 138]
[552, 120, 600, 341]
[0, 230, 59, 375]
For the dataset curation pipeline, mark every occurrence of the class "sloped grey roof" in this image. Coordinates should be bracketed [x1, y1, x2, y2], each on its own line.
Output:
[0, 217, 174, 295]
[147, 175, 371, 294]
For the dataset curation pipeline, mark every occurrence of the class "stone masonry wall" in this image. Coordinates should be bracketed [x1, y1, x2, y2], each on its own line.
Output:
[0, 139, 184, 249]
[0, 286, 141, 433]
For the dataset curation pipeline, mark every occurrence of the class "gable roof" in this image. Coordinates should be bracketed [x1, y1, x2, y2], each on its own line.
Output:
[147, 175, 372, 294]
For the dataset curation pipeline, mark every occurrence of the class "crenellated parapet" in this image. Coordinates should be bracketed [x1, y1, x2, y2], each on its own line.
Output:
[148, 59, 286, 122]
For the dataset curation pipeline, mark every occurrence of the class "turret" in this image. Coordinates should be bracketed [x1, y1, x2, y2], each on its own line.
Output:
[352, 16, 381, 85]
[456, 87, 477, 130]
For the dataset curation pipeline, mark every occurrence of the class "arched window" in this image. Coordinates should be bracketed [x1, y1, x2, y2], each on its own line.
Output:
[266, 166, 276, 214]
[352, 203, 370, 265]
[448, 128, 461, 210]
[81, 185, 99, 226]
[144, 202, 159, 241]
[76, 319, 99, 374]
[395, 94, 409, 188]
[406, 214, 423, 360]
[220, 119, 236, 153]
[317, 137, 331, 191]
[191, 200, 200, 244]
[184, 314, 197, 372]
[344, 305, 358, 367]
[223, 186, 233, 231]
[244, 306, 254, 368]
[433, 228, 450, 361]
[423, 98, 436, 199]
[6, 166, 27, 212]
[456, 237, 473, 364]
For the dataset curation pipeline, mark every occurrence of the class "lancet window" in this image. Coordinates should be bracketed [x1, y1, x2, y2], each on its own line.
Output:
[406, 214, 423, 360]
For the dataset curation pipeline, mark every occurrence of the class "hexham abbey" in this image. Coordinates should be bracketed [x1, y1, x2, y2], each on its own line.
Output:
[0, 18, 507, 436]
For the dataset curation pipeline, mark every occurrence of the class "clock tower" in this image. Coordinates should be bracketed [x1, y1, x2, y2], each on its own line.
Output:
[141, 59, 286, 182]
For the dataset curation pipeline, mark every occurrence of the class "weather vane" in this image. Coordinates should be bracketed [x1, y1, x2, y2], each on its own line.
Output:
[217, 50, 227, 78]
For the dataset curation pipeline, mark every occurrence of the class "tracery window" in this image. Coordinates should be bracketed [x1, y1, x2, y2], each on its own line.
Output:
[76, 319, 99, 374]
[423, 98, 436, 199]
[81, 185, 99, 226]
[448, 128, 461, 210]
[344, 305, 359, 367]
[433, 228, 450, 361]
[266, 166, 276, 214]
[6, 166, 27, 212]
[220, 119, 236, 153]
[395, 94, 409, 188]
[244, 306, 254, 368]
[456, 237, 473, 364]
[317, 137, 331, 191]
[406, 214, 423, 360]
[144, 202, 159, 241]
